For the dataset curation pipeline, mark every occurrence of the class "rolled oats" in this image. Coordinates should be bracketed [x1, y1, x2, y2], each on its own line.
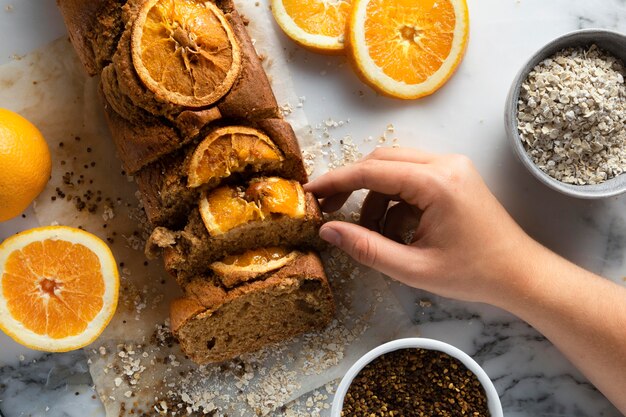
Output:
[517, 45, 626, 185]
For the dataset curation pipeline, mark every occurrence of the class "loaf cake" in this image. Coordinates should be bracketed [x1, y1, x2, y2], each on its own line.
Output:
[57, 0, 334, 364]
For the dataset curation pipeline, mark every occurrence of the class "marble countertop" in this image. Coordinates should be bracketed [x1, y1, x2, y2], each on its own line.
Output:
[0, 0, 625, 416]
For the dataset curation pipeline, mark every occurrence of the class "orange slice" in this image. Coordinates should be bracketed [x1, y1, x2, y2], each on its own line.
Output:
[271, 0, 352, 54]
[210, 247, 299, 287]
[199, 178, 306, 236]
[245, 177, 305, 218]
[199, 186, 264, 236]
[187, 126, 284, 188]
[131, 0, 242, 107]
[0, 226, 119, 352]
[347, 0, 469, 99]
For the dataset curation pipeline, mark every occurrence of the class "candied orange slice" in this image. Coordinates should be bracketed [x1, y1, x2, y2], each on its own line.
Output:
[210, 247, 299, 287]
[0, 226, 119, 352]
[245, 177, 305, 218]
[199, 186, 264, 236]
[131, 0, 242, 107]
[271, 0, 352, 54]
[187, 126, 284, 188]
[347, 0, 469, 99]
[199, 178, 306, 236]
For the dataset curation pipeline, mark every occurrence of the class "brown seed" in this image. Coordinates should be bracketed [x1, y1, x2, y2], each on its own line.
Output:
[342, 348, 490, 417]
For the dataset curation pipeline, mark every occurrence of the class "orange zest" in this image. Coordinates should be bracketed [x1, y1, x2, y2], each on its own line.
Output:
[0, 226, 119, 352]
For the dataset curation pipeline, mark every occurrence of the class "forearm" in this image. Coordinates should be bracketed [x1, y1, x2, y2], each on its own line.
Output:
[495, 244, 626, 414]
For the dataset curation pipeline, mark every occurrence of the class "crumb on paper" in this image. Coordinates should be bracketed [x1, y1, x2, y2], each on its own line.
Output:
[279, 102, 293, 117]
[418, 299, 433, 308]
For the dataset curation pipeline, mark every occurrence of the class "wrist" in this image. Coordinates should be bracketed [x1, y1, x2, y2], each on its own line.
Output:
[482, 236, 555, 312]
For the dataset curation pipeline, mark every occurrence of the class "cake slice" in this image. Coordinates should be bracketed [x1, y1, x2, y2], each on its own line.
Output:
[146, 178, 324, 275]
[135, 119, 308, 229]
[170, 250, 335, 364]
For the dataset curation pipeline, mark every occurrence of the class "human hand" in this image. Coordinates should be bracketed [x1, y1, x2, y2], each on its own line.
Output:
[305, 148, 540, 305]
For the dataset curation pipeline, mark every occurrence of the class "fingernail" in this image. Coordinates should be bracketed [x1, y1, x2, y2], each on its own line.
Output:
[319, 226, 341, 246]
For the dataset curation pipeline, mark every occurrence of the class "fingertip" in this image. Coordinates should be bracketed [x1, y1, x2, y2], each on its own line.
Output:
[302, 181, 316, 193]
[319, 223, 341, 246]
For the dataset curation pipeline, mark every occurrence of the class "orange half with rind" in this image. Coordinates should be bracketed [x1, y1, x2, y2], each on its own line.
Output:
[0, 226, 119, 352]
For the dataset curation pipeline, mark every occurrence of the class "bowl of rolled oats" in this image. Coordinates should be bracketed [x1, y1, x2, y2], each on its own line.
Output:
[506, 29, 626, 198]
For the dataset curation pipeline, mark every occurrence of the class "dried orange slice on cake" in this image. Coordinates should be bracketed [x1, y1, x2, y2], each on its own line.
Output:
[347, 0, 469, 99]
[199, 178, 306, 236]
[199, 186, 264, 236]
[210, 247, 300, 287]
[0, 226, 119, 352]
[187, 126, 284, 188]
[271, 0, 353, 54]
[245, 177, 305, 218]
[131, 0, 242, 107]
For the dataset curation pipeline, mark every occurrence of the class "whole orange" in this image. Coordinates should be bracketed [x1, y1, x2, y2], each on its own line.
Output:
[0, 109, 52, 221]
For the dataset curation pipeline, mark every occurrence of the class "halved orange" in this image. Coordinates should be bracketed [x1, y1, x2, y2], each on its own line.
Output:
[210, 247, 299, 287]
[131, 0, 242, 107]
[0, 226, 119, 352]
[347, 0, 469, 99]
[271, 0, 352, 54]
[187, 126, 284, 188]
[199, 178, 306, 236]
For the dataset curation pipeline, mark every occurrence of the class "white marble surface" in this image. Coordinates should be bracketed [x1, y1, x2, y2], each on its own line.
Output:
[0, 0, 625, 416]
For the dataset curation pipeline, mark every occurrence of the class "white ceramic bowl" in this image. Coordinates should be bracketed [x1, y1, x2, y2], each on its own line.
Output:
[331, 338, 503, 417]
[505, 29, 626, 199]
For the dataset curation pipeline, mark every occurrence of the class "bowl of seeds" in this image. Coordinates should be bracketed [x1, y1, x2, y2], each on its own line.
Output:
[331, 338, 503, 417]
[505, 29, 626, 198]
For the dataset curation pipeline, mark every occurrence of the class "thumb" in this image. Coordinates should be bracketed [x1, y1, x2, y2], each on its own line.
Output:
[319, 221, 419, 280]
